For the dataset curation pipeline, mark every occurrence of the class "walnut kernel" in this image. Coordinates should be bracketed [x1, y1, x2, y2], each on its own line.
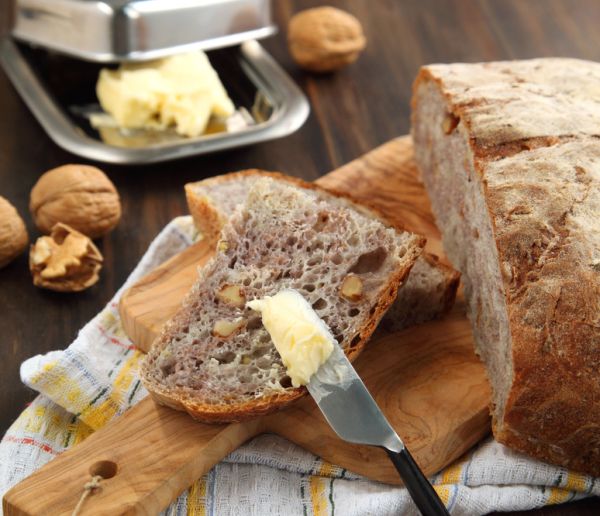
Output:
[29, 223, 103, 292]
[341, 274, 363, 301]
[212, 318, 245, 338]
[216, 284, 246, 307]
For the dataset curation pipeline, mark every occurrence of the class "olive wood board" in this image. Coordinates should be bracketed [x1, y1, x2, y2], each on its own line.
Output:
[4, 137, 492, 516]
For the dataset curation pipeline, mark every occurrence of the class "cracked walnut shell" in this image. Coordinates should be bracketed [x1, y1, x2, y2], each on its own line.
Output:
[0, 196, 28, 269]
[30, 223, 103, 292]
[30, 164, 121, 239]
[288, 7, 366, 73]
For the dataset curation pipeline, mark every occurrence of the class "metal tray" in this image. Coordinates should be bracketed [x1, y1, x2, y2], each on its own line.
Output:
[0, 38, 310, 164]
[12, 0, 276, 62]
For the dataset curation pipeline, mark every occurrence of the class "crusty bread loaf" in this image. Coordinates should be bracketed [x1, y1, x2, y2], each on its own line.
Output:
[186, 170, 459, 331]
[412, 58, 600, 475]
[142, 178, 425, 422]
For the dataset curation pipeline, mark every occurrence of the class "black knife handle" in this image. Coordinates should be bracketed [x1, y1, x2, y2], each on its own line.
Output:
[384, 447, 450, 516]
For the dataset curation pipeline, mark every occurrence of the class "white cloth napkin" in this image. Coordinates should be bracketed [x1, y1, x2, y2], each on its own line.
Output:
[1, 216, 598, 515]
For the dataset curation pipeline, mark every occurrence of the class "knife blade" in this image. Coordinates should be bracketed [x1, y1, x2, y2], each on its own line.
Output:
[307, 342, 449, 516]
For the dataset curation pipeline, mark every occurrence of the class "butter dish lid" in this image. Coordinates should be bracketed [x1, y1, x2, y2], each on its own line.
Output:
[12, 0, 276, 62]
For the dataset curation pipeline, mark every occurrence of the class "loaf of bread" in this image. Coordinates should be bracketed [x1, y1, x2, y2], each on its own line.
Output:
[186, 170, 459, 332]
[412, 58, 600, 475]
[142, 178, 425, 422]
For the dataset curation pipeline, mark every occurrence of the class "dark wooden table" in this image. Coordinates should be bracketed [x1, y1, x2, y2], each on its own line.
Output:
[0, 0, 598, 514]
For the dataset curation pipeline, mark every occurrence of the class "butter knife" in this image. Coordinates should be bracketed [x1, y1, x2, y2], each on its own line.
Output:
[307, 342, 450, 516]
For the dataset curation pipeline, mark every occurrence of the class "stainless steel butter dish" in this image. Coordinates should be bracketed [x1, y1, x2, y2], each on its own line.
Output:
[12, 0, 276, 62]
[1, 0, 309, 164]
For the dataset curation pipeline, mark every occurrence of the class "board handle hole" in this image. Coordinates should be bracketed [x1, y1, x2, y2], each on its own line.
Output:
[89, 460, 118, 479]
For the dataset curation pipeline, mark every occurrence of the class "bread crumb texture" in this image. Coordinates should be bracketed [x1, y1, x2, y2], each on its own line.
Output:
[142, 178, 422, 422]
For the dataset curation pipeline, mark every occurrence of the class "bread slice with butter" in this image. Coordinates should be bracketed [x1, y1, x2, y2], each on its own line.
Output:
[185, 170, 460, 332]
[141, 178, 425, 422]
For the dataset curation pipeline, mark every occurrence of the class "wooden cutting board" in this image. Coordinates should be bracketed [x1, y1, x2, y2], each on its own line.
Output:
[4, 137, 491, 516]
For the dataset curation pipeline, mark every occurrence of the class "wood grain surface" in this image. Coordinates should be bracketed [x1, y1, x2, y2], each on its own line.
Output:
[1, 1, 599, 514]
[4, 315, 490, 515]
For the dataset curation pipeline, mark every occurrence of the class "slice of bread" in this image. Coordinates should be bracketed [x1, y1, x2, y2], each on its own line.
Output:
[142, 178, 425, 423]
[380, 252, 459, 333]
[185, 170, 459, 332]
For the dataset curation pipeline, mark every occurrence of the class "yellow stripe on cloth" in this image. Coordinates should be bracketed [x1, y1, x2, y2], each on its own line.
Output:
[433, 485, 451, 506]
[67, 417, 94, 446]
[546, 487, 572, 505]
[318, 461, 338, 478]
[440, 451, 470, 485]
[81, 352, 142, 430]
[309, 461, 338, 515]
[310, 475, 329, 516]
[187, 475, 208, 516]
[564, 471, 588, 493]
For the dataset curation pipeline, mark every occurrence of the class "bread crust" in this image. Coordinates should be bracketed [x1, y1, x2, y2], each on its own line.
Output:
[412, 59, 600, 475]
[145, 172, 425, 423]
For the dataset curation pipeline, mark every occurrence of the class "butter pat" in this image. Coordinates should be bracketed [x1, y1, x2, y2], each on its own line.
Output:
[96, 51, 235, 137]
[247, 290, 335, 387]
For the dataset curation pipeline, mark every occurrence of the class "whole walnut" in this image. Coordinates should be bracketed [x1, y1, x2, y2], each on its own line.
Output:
[0, 196, 29, 268]
[30, 164, 121, 239]
[288, 6, 366, 73]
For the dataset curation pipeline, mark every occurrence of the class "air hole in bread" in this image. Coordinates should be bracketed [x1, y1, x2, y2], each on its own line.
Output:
[313, 211, 330, 231]
[160, 362, 175, 376]
[349, 247, 387, 274]
[302, 283, 316, 292]
[312, 298, 327, 310]
[256, 357, 272, 369]
[229, 257, 237, 269]
[247, 317, 262, 330]
[213, 351, 236, 365]
[348, 308, 360, 317]
[332, 253, 343, 265]
[252, 346, 269, 358]
[350, 334, 361, 348]
[280, 376, 292, 388]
